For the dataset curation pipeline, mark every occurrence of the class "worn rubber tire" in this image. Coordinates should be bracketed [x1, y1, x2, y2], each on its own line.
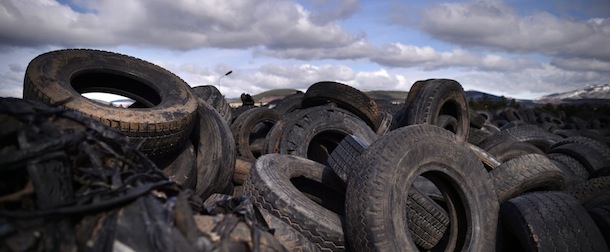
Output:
[469, 109, 486, 129]
[258, 208, 320, 252]
[490, 154, 566, 203]
[477, 125, 563, 152]
[327, 134, 450, 249]
[263, 105, 378, 166]
[244, 154, 346, 251]
[467, 127, 493, 146]
[549, 136, 610, 175]
[399, 79, 470, 141]
[547, 153, 589, 186]
[193, 99, 236, 200]
[499, 191, 608, 252]
[345, 124, 498, 251]
[566, 176, 610, 204]
[191, 85, 232, 124]
[231, 107, 280, 160]
[23, 49, 198, 157]
[302, 81, 382, 131]
[487, 141, 546, 163]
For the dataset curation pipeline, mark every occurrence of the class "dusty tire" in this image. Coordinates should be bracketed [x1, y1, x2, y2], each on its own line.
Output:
[263, 105, 378, 166]
[398, 79, 470, 141]
[302, 81, 382, 131]
[547, 153, 589, 186]
[490, 154, 566, 203]
[566, 176, 610, 204]
[244, 154, 346, 251]
[549, 136, 610, 175]
[499, 191, 608, 252]
[23, 49, 197, 157]
[192, 85, 232, 124]
[345, 124, 498, 251]
[193, 99, 236, 200]
[231, 107, 280, 159]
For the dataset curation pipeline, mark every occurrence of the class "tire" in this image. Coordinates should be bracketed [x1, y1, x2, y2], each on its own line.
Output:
[154, 142, 197, 190]
[589, 205, 610, 249]
[230, 105, 257, 124]
[477, 125, 563, 152]
[244, 154, 346, 251]
[263, 105, 378, 166]
[499, 191, 608, 252]
[327, 135, 451, 249]
[193, 99, 236, 200]
[487, 141, 546, 163]
[302, 81, 382, 131]
[192, 85, 232, 124]
[550, 136, 610, 174]
[398, 79, 470, 141]
[231, 107, 280, 159]
[469, 109, 486, 129]
[270, 92, 304, 116]
[327, 134, 370, 182]
[566, 176, 610, 204]
[23, 49, 198, 157]
[258, 208, 320, 252]
[547, 153, 589, 186]
[467, 127, 493, 146]
[345, 124, 498, 251]
[490, 154, 566, 203]
[499, 107, 523, 122]
[375, 112, 393, 136]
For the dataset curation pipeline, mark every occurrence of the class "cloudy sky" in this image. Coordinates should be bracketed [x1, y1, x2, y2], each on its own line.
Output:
[1, 0, 609, 100]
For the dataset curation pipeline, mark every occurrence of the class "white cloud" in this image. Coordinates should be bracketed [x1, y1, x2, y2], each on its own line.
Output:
[308, 0, 359, 25]
[419, 0, 610, 61]
[0, 0, 360, 50]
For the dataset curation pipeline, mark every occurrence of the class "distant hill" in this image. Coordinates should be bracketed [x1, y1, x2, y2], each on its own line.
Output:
[536, 84, 610, 104]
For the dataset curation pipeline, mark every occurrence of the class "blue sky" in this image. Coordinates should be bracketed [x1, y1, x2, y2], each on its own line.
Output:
[1, 0, 609, 100]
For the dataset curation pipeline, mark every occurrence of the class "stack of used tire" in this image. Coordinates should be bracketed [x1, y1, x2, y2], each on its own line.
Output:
[2, 49, 609, 251]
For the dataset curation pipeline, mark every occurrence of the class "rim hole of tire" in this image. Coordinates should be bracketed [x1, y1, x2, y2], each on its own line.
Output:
[290, 176, 345, 215]
[439, 101, 460, 121]
[307, 130, 347, 166]
[417, 171, 470, 251]
[249, 122, 274, 158]
[71, 69, 161, 108]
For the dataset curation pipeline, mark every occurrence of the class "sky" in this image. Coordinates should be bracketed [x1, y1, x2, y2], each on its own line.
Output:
[1, 0, 609, 100]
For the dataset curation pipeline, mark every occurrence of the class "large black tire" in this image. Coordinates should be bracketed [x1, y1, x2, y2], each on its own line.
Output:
[191, 85, 232, 124]
[490, 154, 566, 203]
[566, 176, 610, 204]
[345, 124, 498, 251]
[263, 105, 378, 166]
[193, 99, 236, 200]
[244, 154, 346, 251]
[327, 134, 451, 249]
[231, 107, 280, 159]
[477, 125, 563, 152]
[23, 49, 198, 157]
[398, 79, 470, 141]
[499, 191, 608, 252]
[302, 81, 382, 131]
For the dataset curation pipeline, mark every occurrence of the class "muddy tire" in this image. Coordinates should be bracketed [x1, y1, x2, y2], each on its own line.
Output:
[23, 49, 197, 157]
[345, 124, 498, 251]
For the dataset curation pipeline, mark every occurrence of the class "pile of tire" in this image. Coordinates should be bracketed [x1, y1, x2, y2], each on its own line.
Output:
[2, 49, 609, 251]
